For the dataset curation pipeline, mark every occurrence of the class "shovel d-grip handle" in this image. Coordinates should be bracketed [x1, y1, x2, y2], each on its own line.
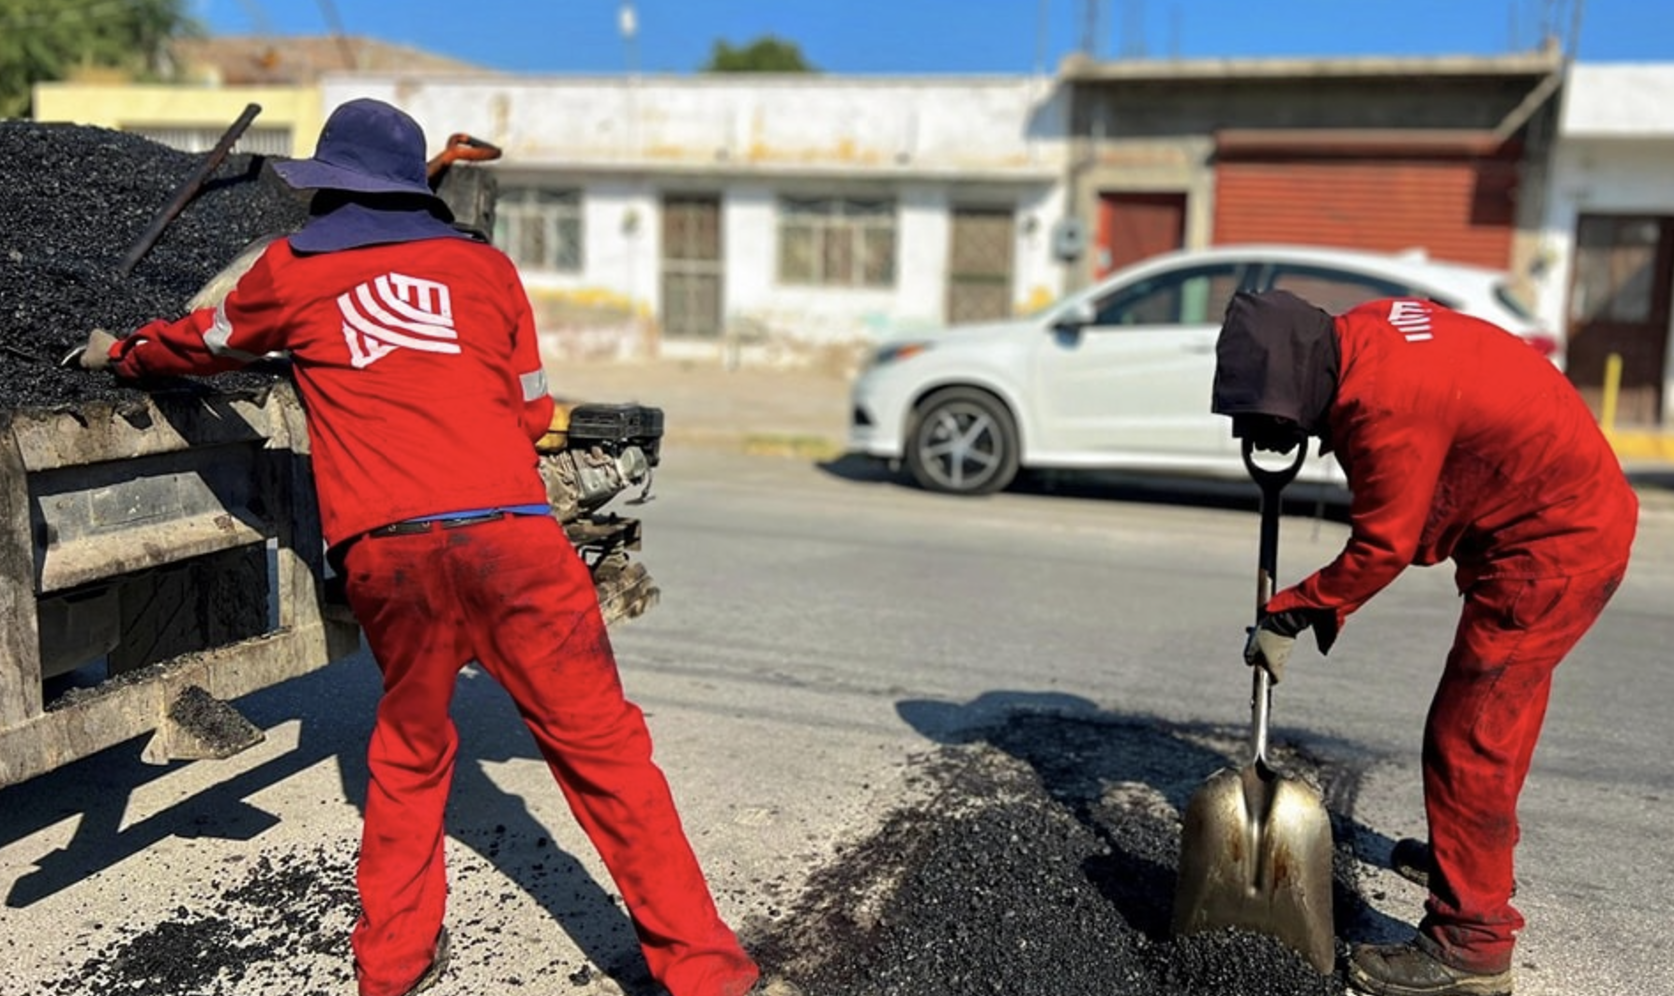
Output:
[1242, 437, 1307, 765]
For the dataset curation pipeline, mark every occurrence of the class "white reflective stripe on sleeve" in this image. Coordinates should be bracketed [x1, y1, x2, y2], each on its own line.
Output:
[202, 303, 268, 363]
[520, 369, 549, 401]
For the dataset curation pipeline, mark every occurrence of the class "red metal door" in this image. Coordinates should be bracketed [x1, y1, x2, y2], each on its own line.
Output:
[1095, 191, 1186, 280]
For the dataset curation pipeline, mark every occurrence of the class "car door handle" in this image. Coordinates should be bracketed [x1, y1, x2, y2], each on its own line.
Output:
[1183, 342, 1215, 354]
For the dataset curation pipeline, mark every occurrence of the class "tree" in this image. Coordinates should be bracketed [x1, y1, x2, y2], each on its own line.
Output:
[699, 36, 817, 73]
[0, 0, 200, 118]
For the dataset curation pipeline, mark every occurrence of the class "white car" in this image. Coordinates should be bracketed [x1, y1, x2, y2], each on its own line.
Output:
[848, 244, 1559, 495]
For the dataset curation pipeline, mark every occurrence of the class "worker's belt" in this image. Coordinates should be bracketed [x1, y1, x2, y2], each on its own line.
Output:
[366, 510, 507, 538]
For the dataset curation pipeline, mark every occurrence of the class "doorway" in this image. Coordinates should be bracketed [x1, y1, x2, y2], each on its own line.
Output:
[660, 195, 724, 339]
[1566, 213, 1674, 426]
[1095, 191, 1186, 280]
[946, 207, 1016, 325]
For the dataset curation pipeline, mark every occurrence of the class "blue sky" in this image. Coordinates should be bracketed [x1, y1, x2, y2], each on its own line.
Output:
[193, 1, 1672, 74]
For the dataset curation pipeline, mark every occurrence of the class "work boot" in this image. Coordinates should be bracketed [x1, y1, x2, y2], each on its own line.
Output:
[1348, 940, 1512, 996]
[397, 928, 450, 996]
[746, 977, 806, 996]
[1390, 837, 1433, 888]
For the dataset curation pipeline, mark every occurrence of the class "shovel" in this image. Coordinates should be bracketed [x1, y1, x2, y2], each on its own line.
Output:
[1172, 436, 1336, 974]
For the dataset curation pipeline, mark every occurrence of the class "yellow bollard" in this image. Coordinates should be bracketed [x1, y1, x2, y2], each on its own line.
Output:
[1600, 352, 1622, 433]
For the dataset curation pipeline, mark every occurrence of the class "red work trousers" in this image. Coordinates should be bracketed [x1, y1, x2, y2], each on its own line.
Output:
[1419, 558, 1629, 974]
[339, 514, 758, 996]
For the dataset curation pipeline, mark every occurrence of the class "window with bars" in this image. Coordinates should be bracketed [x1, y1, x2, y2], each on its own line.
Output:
[495, 187, 584, 273]
[777, 196, 897, 288]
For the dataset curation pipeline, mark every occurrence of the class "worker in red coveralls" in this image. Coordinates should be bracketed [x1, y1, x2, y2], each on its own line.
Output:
[74, 98, 776, 996]
[1212, 290, 1637, 996]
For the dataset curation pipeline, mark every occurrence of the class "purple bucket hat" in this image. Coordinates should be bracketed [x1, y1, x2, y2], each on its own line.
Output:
[274, 98, 438, 198]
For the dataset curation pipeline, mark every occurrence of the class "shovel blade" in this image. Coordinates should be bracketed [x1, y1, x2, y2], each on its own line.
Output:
[1173, 762, 1336, 973]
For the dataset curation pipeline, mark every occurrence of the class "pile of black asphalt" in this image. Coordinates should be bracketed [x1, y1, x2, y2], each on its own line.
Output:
[0, 121, 306, 413]
[746, 710, 1363, 996]
[51, 709, 1387, 996]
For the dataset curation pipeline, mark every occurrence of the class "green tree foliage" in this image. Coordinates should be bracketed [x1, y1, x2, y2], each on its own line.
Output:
[0, 0, 200, 118]
[700, 35, 817, 73]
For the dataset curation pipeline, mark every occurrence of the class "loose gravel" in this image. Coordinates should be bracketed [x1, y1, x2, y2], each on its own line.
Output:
[0, 121, 308, 412]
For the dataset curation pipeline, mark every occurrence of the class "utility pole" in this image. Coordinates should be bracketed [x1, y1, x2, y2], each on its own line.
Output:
[619, 1, 640, 75]
[1119, 0, 1146, 59]
[1080, 0, 1105, 58]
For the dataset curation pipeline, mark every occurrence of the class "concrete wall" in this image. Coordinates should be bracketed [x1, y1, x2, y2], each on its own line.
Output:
[1539, 65, 1674, 423]
[1064, 70, 1559, 289]
[321, 74, 1072, 362]
[30, 83, 319, 157]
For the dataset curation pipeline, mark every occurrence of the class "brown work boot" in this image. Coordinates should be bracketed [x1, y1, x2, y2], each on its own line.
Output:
[1390, 837, 1433, 888]
[1348, 940, 1511, 996]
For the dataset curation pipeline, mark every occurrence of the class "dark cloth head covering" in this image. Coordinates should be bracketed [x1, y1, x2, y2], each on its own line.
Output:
[274, 98, 468, 253]
[1211, 289, 1342, 440]
[289, 199, 469, 253]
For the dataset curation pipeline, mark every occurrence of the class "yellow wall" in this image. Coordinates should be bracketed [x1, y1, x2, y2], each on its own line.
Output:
[30, 83, 322, 157]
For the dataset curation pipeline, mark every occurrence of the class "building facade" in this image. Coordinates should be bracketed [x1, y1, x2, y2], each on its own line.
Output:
[37, 43, 1674, 434]
[1537, 63, 1674, 430]
[1056, 50, 1565, 292]
[320, 74, 1072, 363]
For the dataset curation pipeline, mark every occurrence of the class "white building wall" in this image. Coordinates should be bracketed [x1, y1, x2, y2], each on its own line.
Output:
[1538, 64, 1674, 421]
[319, 74, 1072, 362]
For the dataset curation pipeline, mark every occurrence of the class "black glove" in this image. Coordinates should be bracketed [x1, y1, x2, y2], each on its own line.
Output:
[1243, 609, 1314, 684]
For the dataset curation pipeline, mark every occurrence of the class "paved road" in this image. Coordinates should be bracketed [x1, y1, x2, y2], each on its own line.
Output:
[2, 447, 1670, 996]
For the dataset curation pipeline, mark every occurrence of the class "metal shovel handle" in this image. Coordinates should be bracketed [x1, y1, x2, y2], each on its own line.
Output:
[1243, 437, 1307, 765]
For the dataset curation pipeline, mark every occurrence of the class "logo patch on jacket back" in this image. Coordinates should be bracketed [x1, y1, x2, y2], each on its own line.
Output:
[338, 272, 460, 368]
[1388, 299, 1434, 342]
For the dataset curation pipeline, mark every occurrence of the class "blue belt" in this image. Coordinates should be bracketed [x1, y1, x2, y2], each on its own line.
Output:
[366, 504, 549, 538]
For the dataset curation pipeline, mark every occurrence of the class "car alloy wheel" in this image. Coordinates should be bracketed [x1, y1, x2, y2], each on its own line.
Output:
[905, 387, 1020, 496]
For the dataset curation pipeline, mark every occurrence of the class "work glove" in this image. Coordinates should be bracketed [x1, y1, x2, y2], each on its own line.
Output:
[66, 328, 120, 371]
[534, 403, 574, 455]
[1243, 609, 1314, 684]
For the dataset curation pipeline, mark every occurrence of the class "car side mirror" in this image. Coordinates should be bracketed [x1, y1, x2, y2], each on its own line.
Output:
[1053, 299, 1097, 332]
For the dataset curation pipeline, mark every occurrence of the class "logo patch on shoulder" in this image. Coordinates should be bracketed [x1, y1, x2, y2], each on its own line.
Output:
[1388, 300, 1434, 342]
[338, 272, 460, 368]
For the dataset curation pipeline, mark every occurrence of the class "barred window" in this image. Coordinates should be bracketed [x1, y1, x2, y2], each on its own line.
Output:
[777, 197, 896, 288]
[495, 188, 584, 273]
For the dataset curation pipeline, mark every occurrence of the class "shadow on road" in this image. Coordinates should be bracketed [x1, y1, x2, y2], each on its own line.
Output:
[1, 653, 652, 991]
[815, 453, 1352, 521]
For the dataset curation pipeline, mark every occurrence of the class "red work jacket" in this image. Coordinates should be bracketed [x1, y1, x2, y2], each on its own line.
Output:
[1266, 299, 1638, 638]
[114, 236, 555, 547]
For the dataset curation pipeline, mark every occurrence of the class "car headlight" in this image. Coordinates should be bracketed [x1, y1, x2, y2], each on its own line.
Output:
[866, 341, 933, 371]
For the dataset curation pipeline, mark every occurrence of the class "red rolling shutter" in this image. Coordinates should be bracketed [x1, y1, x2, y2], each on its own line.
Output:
[1212, 131, 1520, 270]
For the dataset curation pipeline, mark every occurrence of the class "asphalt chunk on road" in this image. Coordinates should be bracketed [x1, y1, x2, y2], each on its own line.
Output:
[45, 712, 1375, 995]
